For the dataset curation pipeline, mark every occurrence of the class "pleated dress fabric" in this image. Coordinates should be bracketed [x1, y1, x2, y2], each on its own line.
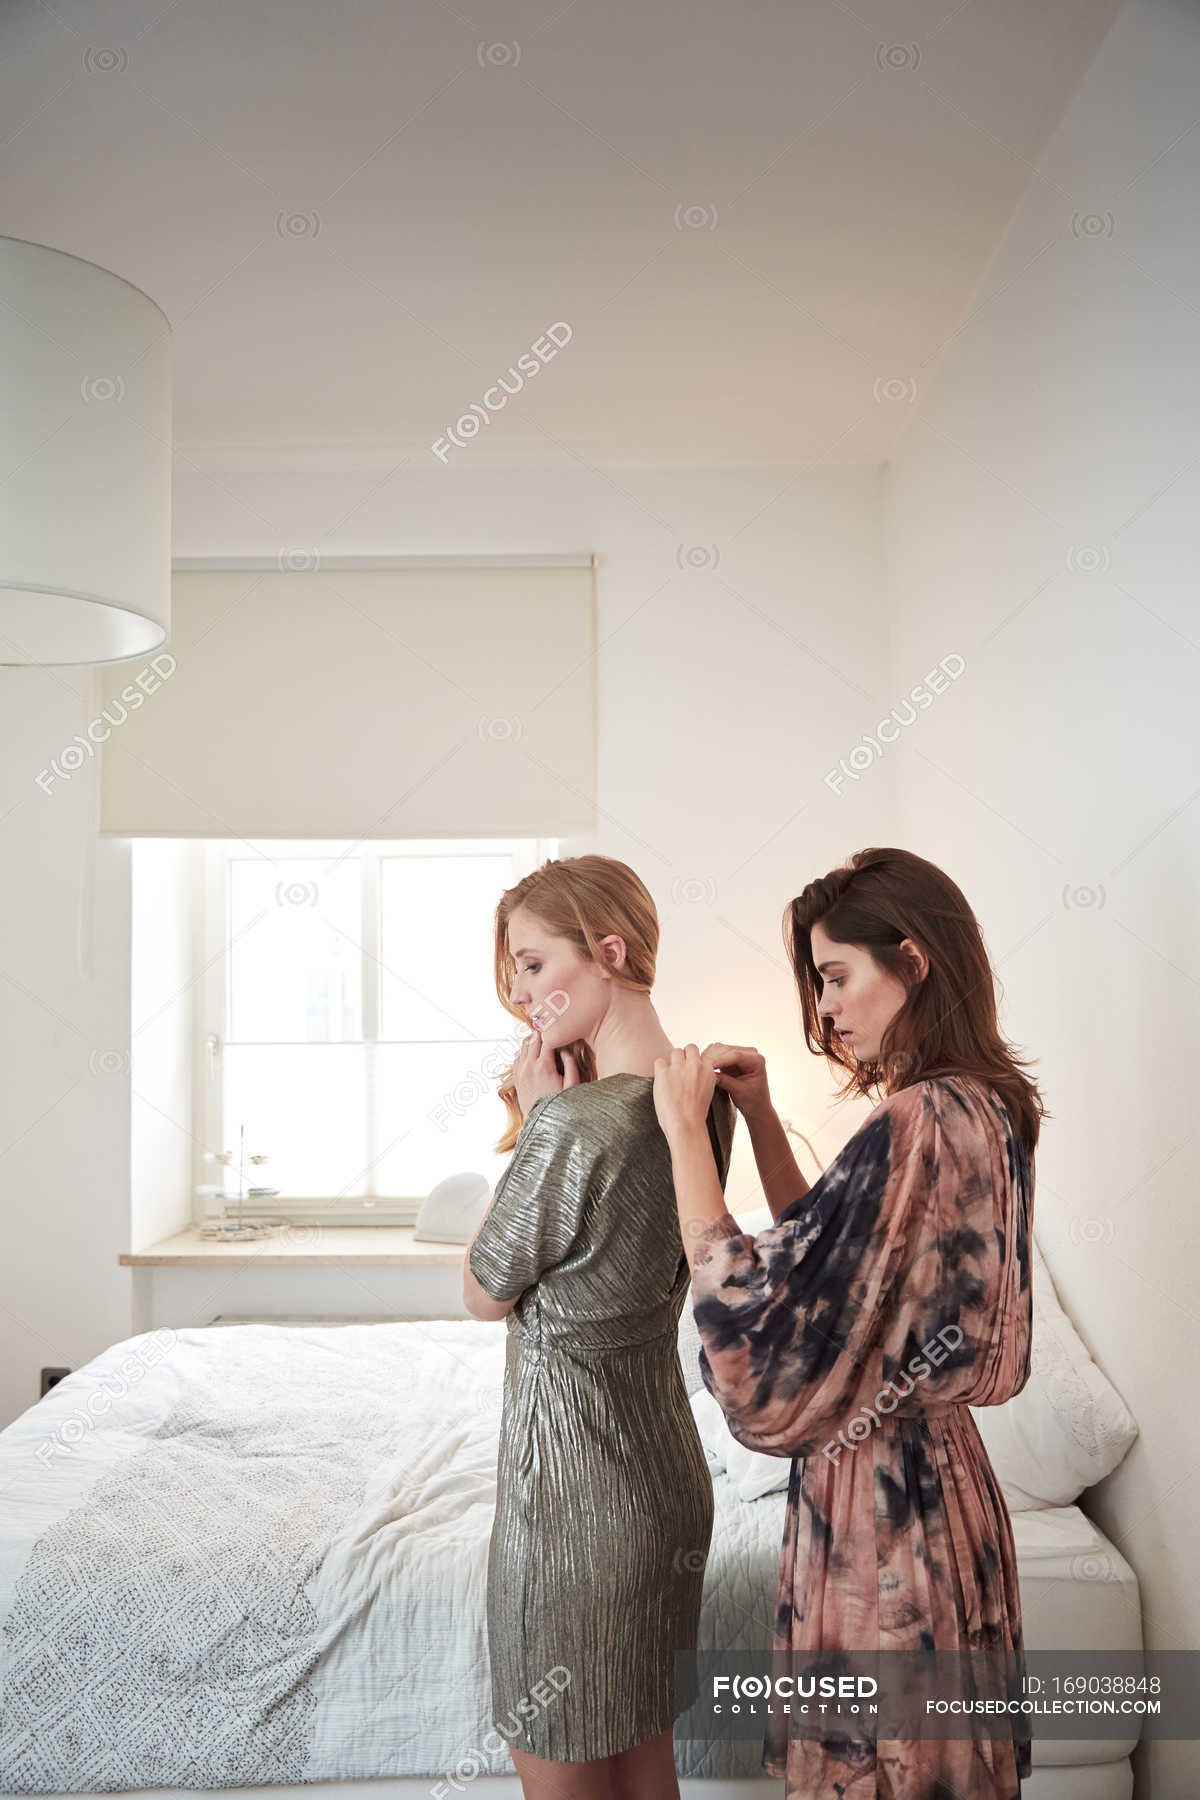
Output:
[690, 1074, 1035, 1799]
[469, 1073, 737, 1763]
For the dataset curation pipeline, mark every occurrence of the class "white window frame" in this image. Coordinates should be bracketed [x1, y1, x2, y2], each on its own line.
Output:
[197, 836, 554, 1227]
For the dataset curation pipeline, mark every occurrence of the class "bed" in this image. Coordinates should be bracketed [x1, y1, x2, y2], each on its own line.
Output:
[0, 1227, 1141, 1798]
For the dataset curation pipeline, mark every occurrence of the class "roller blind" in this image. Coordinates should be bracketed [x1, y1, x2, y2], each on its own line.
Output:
[98, 556, 596, 838]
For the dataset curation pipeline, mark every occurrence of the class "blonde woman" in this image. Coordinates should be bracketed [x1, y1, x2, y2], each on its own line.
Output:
[654, 848, 1042, 1799]
[464, 855, 736, 1800]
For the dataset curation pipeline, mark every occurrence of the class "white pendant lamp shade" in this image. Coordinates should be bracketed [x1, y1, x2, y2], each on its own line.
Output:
[0, 237, 172, 667]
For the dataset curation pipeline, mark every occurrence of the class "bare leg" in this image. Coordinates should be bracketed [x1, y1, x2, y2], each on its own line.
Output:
[609, 1726, 680, 1800]
[508, 1743, 617, 1800]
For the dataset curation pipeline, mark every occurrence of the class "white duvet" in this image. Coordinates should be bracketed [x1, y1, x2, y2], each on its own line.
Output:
[0, 1322, 785, 1792]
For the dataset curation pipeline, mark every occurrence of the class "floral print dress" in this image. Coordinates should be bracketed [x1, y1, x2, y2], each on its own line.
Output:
[690, 1074, 1035, 1799]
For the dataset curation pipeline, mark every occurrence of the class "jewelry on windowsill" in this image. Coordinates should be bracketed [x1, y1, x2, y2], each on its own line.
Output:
[200, 1126, 280, 1239]
[197, 1216, 292, 1241]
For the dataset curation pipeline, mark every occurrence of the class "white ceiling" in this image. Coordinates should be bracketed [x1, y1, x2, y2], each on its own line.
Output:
[1, 0, 1120, 469]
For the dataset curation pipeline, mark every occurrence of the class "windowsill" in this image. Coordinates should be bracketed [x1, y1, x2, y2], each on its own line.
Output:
[120, 1225, 471, 1267]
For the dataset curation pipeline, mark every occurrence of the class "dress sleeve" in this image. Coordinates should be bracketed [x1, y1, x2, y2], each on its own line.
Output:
[690, 1079, 1022, 1456]
[467, 1092, 592, 1302]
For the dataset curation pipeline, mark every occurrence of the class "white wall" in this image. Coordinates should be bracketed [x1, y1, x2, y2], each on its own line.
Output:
[0, 675, 133, 1427]
[0, 461, 889, 1416]
[884, 2, 1200, 1793]
[130, 837, 199, 1253]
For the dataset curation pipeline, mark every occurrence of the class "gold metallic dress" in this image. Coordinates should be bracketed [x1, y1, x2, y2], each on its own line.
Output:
[469, 1073, 737, 1763]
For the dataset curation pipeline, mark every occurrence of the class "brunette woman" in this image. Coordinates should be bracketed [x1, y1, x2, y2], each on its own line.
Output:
[653, 847, 1042, 1799]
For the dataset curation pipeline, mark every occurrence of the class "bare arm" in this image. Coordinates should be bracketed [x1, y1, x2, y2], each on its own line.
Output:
[744, 1103, 811, 1222]
[696, 1042, 811, 1224]
[665, 1121, 733, 1276]
[462, 1218, 520, 1321]
[657, 1046, 814, 1269]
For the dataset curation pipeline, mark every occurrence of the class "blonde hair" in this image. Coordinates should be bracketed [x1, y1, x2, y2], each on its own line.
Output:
[492, 855, 659, 1151]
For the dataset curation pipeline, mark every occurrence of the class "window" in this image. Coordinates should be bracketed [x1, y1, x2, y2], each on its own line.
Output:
[198, 838, 553, 1226]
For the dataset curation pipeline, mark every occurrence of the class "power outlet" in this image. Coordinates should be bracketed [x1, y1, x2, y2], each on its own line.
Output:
[40, 1367, 70, 1398]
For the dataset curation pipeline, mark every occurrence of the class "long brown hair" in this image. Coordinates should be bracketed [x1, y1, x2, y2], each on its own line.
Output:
[784, 846, 1047, 1151]
[492, 855, 659, 1152]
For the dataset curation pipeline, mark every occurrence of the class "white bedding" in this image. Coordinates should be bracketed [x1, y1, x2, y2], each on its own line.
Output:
[0, 1322, 787, 1791]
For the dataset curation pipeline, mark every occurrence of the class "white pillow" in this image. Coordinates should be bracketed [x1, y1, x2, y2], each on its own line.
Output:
[970, 1234, 1139, 1509]
[689, 1388, 727, 1474]
[690, 1388, 792, 1502]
